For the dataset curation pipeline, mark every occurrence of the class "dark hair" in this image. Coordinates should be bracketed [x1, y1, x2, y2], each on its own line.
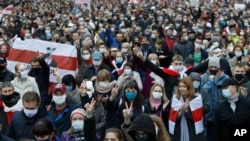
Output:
[124, 62, 134, 70]
[22, 91, 40, 104]
[122, 80, 144, 108]
[105, 128, 124, 141]
[1, 81, 14, 90]
[33, 119, 56, 136]
[62, 74, 76, 90]
[30, 57, 40, 64]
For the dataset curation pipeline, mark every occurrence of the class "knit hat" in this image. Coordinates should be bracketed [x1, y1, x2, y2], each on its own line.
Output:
[71, 108, 87, 119]
[208, 56, 220, 68]
[189, 72, 201, 81]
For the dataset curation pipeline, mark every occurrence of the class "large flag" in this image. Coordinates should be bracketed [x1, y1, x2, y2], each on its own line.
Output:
[7, 38, 78, 83]
[0, 5, 13, 20]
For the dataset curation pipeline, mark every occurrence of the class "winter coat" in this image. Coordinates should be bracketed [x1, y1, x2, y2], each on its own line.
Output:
[61, 117, 97, 141]
[8, 105, 50, 140]
[173, 40, 194, 60]
[11, 76, 40, 98]
[214, 97, 250, 141]
[0, 69, 14, 82]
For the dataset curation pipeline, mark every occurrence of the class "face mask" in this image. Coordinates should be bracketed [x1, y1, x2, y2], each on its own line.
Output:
[116, 57, 123, 63]
[151, 34, 156, 39]
[93, 60, 102, 66]
[231, 32, 237, 36]
[72, 120, 84, 131]
[152, 92, 162, 99]
[99, 81, 109, 87]
[215, 28, 220, 32]
[20, 70, 28, 79]
[66, 85, 73, 91]
[53, 95, 66, 105]
[120, 28, 127, 33]
[174, 65, 183, 72]
[1, 92, 19, 107]
[31, 68, 41, 75]
[0, 41, 4, 45]
[193, 81, 200, 89]
[125, 92, 137, 101]
[235, 51, 242, 57]
[209, 69, 218, 75]
[234, 74, 245, 81]
[121, 48, 128, 53]
[87, 91, 93, 98]
[222, 89, 232, 99]
[82, 54, 90, 60]
[23, 108, 38, 118]
[124, 69, 132, 75]
[244, 22, 249, 27]
[176, 23, 181, 27]
[195, 43, 201, 49]
[45, 30, 50, 34]
[135, 136, 151, 141]
[184, 36, 189, 41]
[244, 48, 248, 56]
[99, 48, 107, 53]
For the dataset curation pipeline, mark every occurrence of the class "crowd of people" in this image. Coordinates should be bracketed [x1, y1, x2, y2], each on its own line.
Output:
[1, 0, 250, 141]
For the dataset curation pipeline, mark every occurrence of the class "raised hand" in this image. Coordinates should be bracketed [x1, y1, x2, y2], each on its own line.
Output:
[163, 99, 170, 111]
[37, 50, 44, 60]
[123, 102, 133, 125]
[110, 85, 119, 101]
[79, 80, 88, 96]
[84, 98, 96, 118]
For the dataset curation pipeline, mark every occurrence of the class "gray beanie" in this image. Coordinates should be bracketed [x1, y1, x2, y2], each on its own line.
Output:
[208, 56, 220, 68]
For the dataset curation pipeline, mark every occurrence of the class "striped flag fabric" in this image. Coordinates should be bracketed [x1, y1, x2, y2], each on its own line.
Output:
[7, 38, 78, 83]
[0, 5, 13, 20]
[169, 94, 204, 135]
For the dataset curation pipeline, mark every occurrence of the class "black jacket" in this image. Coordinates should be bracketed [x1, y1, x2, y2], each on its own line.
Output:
[213, 97, 250, 141]
[0, 69, 14, 82]
[81, 64, 114, 81]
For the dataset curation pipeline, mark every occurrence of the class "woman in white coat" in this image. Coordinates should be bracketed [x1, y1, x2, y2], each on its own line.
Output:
[11, 63, 40, 98]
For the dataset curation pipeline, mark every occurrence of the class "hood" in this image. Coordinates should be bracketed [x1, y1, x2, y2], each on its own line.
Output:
[128, 113, 156, 140]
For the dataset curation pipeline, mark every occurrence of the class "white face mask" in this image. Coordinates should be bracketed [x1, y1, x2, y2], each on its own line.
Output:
[20, 70, 28, 79]
[152, 91, 162, 99]
[72, 120, 84, 131]
[174, 65, 183, 72]
[98, 81, 109, 87]
[121, 48, 128, 53]
[99, 48, 107, 53]
[53, 95, 66, 105]
[124, 69, 132, 75]
[23, 108, 38, 118]
[151, 60, 157, 65]
[87, 91, 93, 98]
[82, 54, 90, 60]
[195, 43, 201, 49]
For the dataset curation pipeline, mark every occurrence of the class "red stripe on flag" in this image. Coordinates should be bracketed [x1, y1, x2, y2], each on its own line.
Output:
[169, 108, 179, 122]
[8, 49, 77, 70]
[5, 7, 13, 11]
[191, 107, 203, 122]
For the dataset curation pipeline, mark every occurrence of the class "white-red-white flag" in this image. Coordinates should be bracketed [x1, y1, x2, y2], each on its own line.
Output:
[0, 5, 13, 20]
[7, 38, 78, 83]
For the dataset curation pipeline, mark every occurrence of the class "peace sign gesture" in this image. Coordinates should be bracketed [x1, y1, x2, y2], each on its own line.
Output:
[110, 85, 119, 102]
[123, 102, 133, 125]
[79, 80, 88, 96]
[84, 98, 96, 118]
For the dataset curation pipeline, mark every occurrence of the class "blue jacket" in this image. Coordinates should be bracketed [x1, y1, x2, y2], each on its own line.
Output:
[48, 102, 78, 136]
[8, 105, 51, 140]
[201, 71, 229, 121]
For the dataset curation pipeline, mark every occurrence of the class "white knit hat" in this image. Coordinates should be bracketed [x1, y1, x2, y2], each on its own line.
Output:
[71, 108, 86, 119]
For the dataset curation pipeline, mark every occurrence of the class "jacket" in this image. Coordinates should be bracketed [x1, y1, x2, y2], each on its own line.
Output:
[0, 69, 14, 82]
[11, 76, 40, 98]
[28, 59, 50, 106]
[81, 64, 113, 81]
[8, 105, 50, 140]
[117, 71, 143, 91]
[201, 71, 229, 121]
[173, 40, 194, 60]
[213, 97, 250, 141]
[48, 102, 78, 136]
[61, 117, 97, 141]
[0, 134, 15, 141]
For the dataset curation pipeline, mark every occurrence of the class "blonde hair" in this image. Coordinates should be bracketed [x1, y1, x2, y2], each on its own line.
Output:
[150, 114, 171, 141]
[147, 53, 159, 65]
[149, 83, 168, 102]
[172, 55, 183, 62]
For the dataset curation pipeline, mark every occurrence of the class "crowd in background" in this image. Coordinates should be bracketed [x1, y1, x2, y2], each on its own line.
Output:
[1, 0, 250, 141]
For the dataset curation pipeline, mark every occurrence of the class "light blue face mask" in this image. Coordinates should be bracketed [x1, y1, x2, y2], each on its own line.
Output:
[193, 81, 201, 89]
[222, 89, 232, 99]
[66, 85, 73, 91]
[116, 57, 123, 64]
[244, 48, 248, 56]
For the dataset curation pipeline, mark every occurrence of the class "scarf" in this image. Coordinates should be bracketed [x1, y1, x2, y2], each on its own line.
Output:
[150, 67, 165, 86]
[168, 65, 188, 79]
[111, 60, 127, 75]
[152, 98, 162, 110]
[169, 94, 204, 137]
[84, 58, 93, 66]
[95, 80, 117, 94]
[73, 130, 85, 141]
[4, 98, 23, 112]
[227, 95, 239, 113]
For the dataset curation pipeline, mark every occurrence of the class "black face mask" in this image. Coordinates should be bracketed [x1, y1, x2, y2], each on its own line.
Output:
[206, 38, 211, 41]
[210, 69, 218, 75]
[1, 92, 20, 107]
[31, 68, 41, 75]
[234, 74, 245, 82]
[0, 65, 5, 72]
[135, 136, 151, 141]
